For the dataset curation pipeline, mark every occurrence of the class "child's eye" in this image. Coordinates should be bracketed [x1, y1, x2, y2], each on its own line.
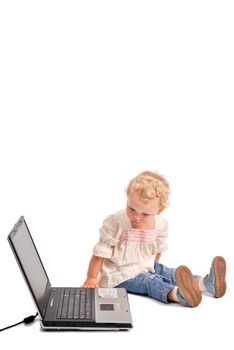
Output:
[143, 213, 150, 216]
[129, 206, 135, 212]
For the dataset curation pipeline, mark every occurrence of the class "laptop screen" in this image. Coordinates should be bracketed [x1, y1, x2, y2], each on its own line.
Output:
[8, 217, 49, 316]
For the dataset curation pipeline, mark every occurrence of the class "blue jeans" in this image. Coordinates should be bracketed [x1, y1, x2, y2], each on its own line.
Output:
[116, 262, 177, 303]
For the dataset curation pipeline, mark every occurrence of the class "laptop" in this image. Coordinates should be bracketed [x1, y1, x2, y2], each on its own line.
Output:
[8, 216, 133, 330]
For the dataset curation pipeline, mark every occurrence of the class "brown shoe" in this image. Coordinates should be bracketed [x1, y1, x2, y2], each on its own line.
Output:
[176, 265, 202, 307]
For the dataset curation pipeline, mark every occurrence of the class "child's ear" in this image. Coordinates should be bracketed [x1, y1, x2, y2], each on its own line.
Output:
[158, 206, 166, 214]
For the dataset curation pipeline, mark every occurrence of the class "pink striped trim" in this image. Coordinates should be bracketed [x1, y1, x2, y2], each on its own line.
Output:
[120, 228, 161, 243]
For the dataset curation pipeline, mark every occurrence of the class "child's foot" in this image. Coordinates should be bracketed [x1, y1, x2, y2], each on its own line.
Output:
[175, 265, 202, 307]
[204, 256, 226, 298]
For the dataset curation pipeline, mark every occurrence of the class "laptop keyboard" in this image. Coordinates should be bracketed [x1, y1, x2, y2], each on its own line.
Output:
[56, 288, 94, 320]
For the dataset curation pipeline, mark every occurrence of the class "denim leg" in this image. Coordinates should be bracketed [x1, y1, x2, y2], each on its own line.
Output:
[154, 261, 177, 286]
[116, 270, 175, 304]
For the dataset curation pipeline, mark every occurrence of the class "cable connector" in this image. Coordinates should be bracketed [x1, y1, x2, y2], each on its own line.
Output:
[23, 313, 38, 325]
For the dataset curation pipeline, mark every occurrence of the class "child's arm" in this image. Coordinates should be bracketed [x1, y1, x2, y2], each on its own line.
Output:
[82, 255, 104, 288]
[155, 253, 161, 261]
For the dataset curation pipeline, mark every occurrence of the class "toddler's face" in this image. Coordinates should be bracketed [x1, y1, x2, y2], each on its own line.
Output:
[126, 191, 162, 229]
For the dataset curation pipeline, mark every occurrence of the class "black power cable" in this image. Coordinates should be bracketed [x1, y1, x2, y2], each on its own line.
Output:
[0, 312, 38, 332]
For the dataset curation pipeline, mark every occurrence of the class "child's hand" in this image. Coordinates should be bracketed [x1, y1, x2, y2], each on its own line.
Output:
[82, 277, 99, 288]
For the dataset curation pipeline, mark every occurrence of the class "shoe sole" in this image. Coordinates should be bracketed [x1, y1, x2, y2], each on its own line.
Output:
[213, 256, 226, 298]
[176, 265, 202, 307]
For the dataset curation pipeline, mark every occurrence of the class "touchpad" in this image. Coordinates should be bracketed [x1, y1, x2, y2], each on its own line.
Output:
[100, 304, 115, 311]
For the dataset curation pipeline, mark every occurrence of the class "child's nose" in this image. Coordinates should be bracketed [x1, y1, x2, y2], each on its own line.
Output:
[133, 213, 141, 221]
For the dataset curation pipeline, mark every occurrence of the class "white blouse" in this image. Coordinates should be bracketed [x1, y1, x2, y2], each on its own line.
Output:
[93, 210, 168, 287]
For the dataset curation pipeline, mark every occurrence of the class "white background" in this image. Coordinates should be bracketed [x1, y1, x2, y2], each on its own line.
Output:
[0, 1, 233, 348]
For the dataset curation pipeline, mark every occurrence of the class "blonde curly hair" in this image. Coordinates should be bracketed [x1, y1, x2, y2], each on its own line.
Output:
[126, 170, 170, 208]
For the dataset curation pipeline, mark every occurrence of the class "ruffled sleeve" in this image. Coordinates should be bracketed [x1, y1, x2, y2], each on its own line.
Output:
[156, 216, 168, 253]
[93, 214, 120, 258]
